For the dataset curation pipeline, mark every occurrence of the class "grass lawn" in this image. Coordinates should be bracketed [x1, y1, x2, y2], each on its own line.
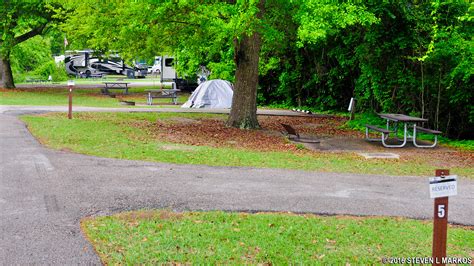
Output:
[21, 112, 474, 177]
[0, 87, 189, 107]
[81, 210, 474, 264]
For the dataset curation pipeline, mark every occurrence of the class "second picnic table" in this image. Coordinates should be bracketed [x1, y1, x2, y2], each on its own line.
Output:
[102, 82, 130, 95]
[146, 89, 180, 105]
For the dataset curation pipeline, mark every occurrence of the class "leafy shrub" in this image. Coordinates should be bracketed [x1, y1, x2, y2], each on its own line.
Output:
[11, 35, 68, 82]
[33, 61, 68, 81]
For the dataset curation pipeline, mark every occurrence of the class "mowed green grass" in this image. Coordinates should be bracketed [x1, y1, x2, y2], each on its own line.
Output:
[21, 112, 474, 177]
[81, 210, 474, 264]
[0, 87, 189, 107]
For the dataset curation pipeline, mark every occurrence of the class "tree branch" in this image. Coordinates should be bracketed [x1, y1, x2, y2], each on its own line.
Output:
[13, 23, 47, 45]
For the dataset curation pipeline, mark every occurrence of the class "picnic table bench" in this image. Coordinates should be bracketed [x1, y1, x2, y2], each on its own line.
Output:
[102, 82, 130, 95]
[365, 124, 393, 142]
[146, 89, 180, 105]
[413, 125, 442, 148]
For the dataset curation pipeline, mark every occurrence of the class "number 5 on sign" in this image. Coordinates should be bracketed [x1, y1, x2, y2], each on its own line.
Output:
[437, 205, 445, 218]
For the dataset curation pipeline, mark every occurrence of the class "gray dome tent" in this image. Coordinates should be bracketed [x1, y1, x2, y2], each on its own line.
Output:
[181, 79, 233, 108]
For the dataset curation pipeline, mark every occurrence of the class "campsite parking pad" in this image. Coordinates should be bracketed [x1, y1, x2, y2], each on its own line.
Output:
[0, 107, 473, 263]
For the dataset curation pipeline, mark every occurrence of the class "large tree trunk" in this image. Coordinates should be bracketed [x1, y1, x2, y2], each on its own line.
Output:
[226, 31, 262, 129]
[0, 53, 15, 89]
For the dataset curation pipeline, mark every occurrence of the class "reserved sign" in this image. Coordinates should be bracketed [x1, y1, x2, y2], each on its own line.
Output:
[429, 175, 457, 198]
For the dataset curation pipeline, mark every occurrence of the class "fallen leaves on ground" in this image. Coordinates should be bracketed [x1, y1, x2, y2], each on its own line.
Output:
[56, 112, 473, 169]
[145, 117, 305, 152]
[134, 115, 360, 153]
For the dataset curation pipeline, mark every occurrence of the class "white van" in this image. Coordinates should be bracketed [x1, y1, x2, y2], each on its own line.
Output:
[148, 56, 177, 82]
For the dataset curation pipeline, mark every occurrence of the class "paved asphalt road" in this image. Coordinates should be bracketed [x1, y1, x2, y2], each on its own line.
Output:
[0, 107, 473, 264]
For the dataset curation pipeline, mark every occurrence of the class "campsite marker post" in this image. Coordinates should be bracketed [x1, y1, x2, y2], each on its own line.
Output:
[68, 80, 75, 119]
[430, 169, 457, 266]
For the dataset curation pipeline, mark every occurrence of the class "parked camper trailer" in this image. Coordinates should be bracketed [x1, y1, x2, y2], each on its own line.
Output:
[148, 56, 177, 82]
[64, 51, 100, 77]
[64, 50, 136, 77]
[161, 56, 177, 81]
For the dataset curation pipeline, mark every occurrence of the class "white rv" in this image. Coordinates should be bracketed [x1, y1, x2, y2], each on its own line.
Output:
[64, 50, 133, 77]
[64, 50, 100, 76]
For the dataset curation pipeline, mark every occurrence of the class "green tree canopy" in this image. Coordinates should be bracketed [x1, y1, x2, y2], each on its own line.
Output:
[63, 0, 377, 128]
[0, 1, 64, 88]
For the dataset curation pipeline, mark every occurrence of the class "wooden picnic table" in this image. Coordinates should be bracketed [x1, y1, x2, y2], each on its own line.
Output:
[102, 82, 130, 95]
[378, 113, 428, 123]
[146, 89, 180, 105]
[366, 113, 440, 148]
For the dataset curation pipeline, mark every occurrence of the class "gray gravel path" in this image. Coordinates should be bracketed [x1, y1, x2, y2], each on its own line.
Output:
[0, 108, 473, 264]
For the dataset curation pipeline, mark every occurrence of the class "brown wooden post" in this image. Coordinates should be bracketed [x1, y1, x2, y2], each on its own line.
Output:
[68, 81, 74, 119]
[432, 169, 449, 266]
[68, 87, 72, 119]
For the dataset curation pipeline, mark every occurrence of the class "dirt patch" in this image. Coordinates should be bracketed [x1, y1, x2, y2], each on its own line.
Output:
[115, 210, 184, 223]
[135, 115, 362, 153]
[115, 212, 152, 223]
[125, 115, 473, 168]
[158, 210, 185, 221]
[258, 116, 361, 138]
[148, 118, 301, 152]
[158, 144, 197, 151]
